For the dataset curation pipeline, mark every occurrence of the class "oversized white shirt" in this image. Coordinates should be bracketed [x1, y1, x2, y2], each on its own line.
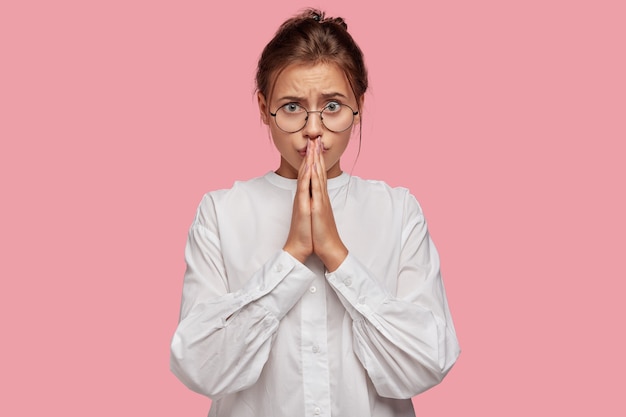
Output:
[170, 171, 460, 417]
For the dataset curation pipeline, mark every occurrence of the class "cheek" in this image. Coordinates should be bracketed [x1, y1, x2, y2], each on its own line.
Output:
[271, 131, 298, 160]
[334, 134, 352, 153]
[270, 128, 286, 148]
[325, 136, 350, 162]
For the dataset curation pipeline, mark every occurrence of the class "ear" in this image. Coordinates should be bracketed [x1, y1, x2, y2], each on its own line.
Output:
[257, 92, 269, 125]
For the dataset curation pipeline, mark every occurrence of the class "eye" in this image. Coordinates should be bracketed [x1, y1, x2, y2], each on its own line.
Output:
[324, 101, 342, 113]
[282, 103, 303, 113]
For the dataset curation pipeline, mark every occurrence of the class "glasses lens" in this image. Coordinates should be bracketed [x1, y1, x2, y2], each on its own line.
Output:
[321, 103, 355, 132]
[275, 104, 307, 133]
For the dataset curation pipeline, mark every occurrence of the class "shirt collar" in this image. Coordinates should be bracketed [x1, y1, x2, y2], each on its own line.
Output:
[264, 171, 350, 190]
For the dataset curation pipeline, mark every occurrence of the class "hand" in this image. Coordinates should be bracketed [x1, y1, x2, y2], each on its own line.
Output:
[310, 139, 348, 271]
[282, 139, 314, 264]
[283, 138, 348, 271]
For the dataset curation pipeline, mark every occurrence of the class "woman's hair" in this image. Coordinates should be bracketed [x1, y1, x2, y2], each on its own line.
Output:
[256, 8, 368, 109]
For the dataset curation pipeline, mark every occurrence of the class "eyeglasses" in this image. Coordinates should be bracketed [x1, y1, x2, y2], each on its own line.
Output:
[270, 102, 358, 133]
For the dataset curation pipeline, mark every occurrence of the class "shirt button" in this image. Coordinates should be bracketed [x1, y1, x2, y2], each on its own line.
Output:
[312, 344, 320, 353]
[314, 407, 321, 415]
[309, 286, 317, 293]
[344, 277, 352, 286]
[274, 264, 283, 273]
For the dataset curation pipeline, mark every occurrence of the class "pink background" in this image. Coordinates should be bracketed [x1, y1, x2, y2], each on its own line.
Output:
[1, 0, 624, 415]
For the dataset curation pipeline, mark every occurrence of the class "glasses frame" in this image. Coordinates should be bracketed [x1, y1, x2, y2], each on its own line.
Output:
[269, 102, 359, 133]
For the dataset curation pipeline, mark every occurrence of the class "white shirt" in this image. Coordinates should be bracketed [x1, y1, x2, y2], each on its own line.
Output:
[170, 172, 460, 417]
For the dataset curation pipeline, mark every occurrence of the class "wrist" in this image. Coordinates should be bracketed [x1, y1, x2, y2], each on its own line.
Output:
[283, 244, 309, 264]
[317, 244, 348, 272]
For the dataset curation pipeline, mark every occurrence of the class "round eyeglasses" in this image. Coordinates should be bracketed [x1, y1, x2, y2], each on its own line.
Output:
[270, 102, 358, 133]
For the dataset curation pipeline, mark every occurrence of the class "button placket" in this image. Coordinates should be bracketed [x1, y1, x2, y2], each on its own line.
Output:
[300, 264, 330, 417]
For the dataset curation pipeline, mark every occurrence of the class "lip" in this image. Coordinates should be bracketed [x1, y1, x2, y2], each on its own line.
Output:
[297, 145, 328, 157]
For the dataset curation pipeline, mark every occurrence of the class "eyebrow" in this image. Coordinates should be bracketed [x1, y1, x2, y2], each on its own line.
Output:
[276, 92, 349, 102]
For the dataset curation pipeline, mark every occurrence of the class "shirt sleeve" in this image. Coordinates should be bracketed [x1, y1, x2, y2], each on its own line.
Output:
[325, 192, 460, 399]
[170, 194, 316, 399]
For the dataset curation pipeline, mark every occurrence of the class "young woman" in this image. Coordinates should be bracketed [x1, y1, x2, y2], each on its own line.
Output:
[171, 9, 460, 417]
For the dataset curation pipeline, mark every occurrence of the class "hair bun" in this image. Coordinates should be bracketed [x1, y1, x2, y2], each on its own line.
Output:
[331, 17, 347, 30]
[307, 9, 348, 29]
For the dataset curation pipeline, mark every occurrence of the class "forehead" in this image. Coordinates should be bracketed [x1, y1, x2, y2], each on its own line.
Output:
[271, 62, 353, 103]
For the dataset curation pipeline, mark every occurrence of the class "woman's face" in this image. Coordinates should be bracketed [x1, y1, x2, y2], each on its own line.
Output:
[258, 62, 362, 179]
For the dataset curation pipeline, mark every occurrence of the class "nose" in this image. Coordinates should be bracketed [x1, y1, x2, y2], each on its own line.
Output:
[302, 110, 324, 139]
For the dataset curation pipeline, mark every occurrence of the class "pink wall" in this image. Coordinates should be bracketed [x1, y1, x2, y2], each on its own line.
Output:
[1, 0, 624, 415]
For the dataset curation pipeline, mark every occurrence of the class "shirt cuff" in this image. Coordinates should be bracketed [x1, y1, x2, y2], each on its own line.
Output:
[239, 250, 316, 320]
[325, 253, 390, 321]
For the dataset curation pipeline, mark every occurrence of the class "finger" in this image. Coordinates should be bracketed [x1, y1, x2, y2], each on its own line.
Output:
[318, 139, 328, 184]
[295, 140, 312, 199]
[314, 140, 328, 194]
[307, 138, 316, 196]
[297, 139, 310, 176]
[310, 146, 325, 204]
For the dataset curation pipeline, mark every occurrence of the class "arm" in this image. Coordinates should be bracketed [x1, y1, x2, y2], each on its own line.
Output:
[170, 194, 316, 398]
[326, 193, 460, 399]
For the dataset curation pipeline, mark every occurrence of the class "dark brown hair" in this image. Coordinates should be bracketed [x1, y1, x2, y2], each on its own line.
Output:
[256, 8, 368, 109]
